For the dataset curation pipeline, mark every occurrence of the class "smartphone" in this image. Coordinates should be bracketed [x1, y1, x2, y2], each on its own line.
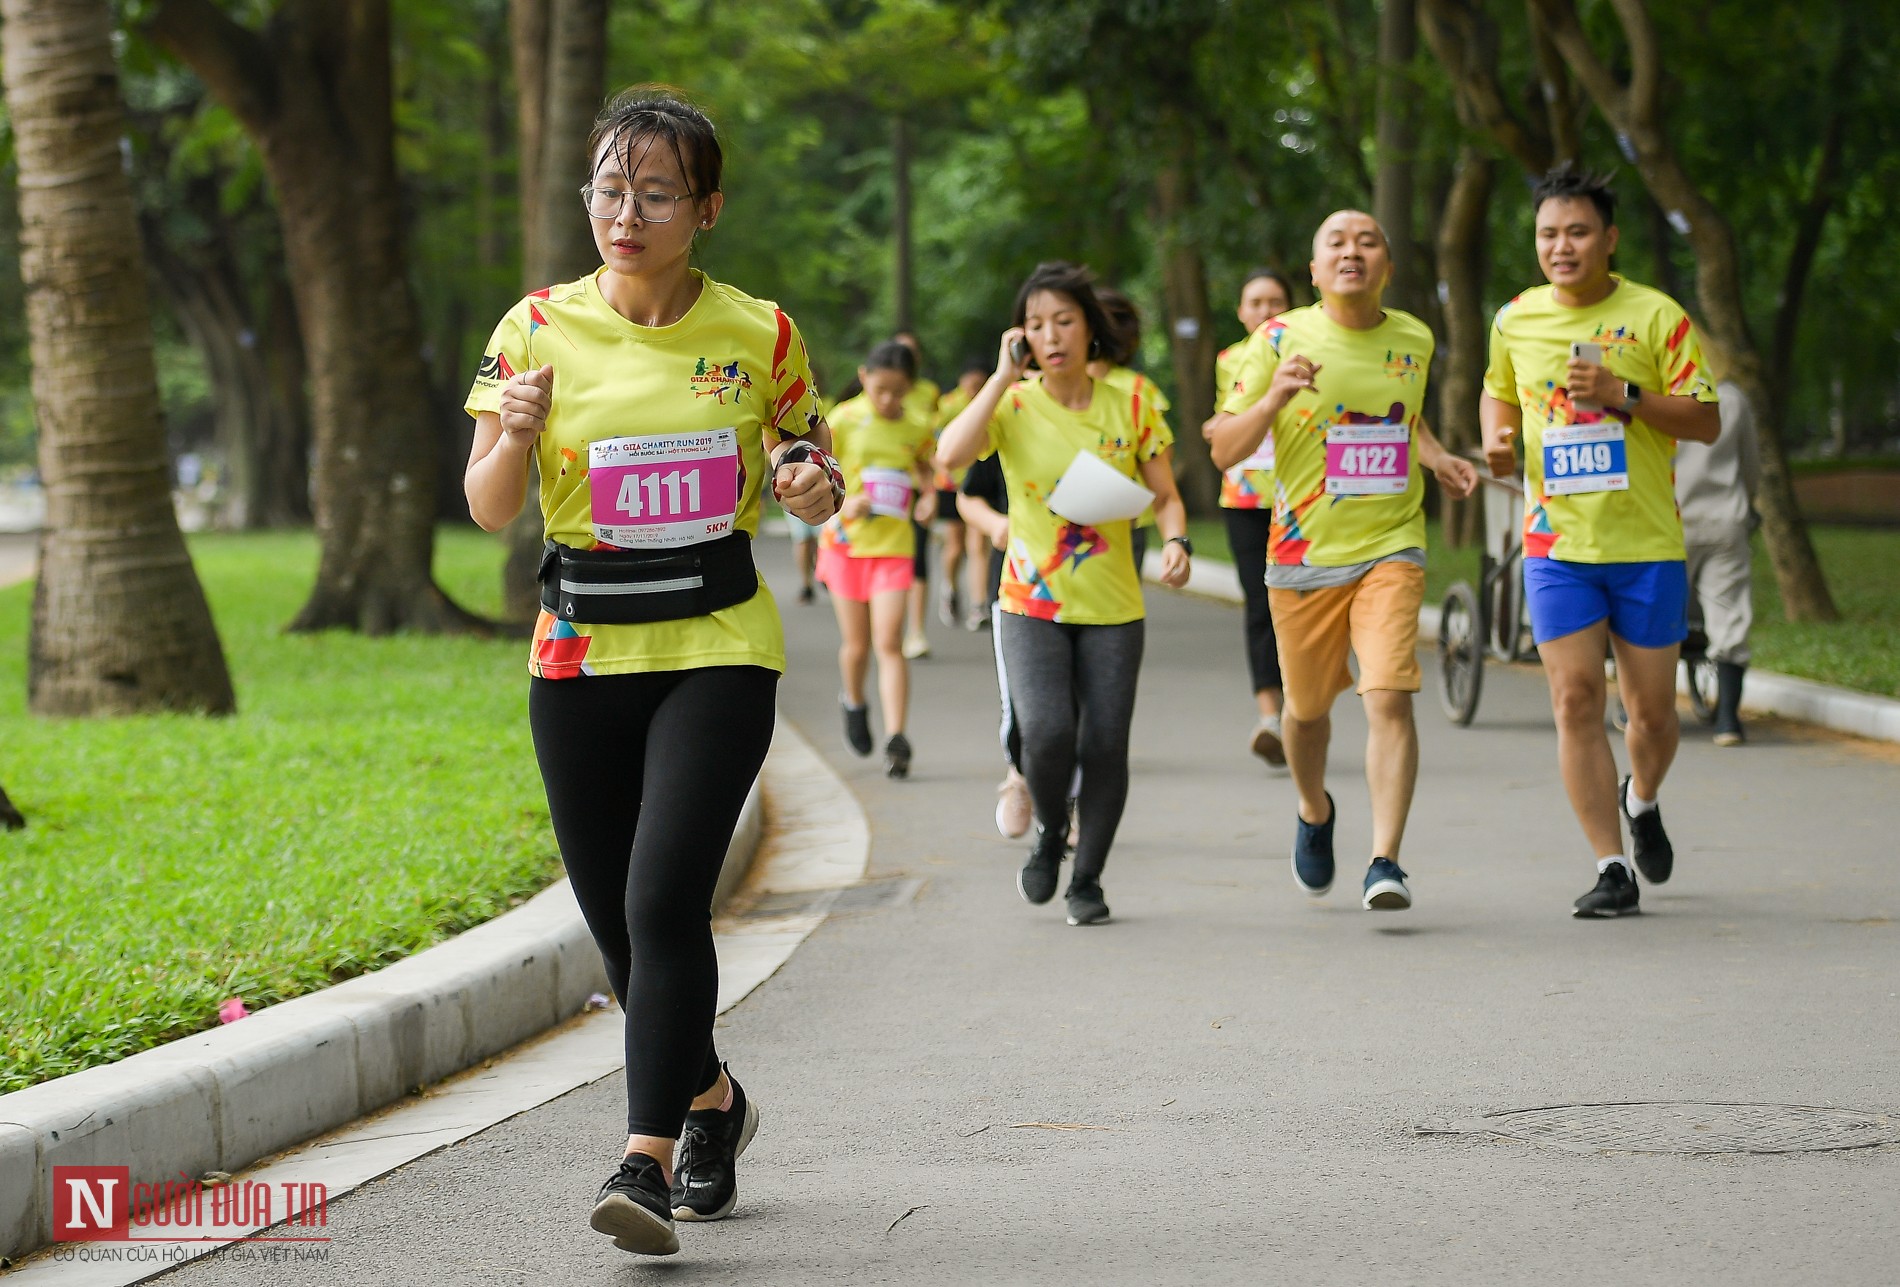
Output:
[1009, 336, 1030, 366]
[1570, 341, 1604, 413]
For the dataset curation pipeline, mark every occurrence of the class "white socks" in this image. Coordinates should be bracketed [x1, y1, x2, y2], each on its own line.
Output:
[1624, 782, 1658, 816]
[1598, 855, 1631, 874]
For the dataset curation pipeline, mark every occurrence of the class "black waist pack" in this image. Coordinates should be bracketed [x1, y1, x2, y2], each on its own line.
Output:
[538, 533, 759, 625]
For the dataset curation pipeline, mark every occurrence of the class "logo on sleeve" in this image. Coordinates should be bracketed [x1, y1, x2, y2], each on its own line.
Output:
[476, 352, 515, 383]
[691, 358, 753, 403]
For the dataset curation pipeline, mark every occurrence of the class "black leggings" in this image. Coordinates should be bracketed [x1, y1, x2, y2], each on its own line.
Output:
[529, 665, 778, 1138]
[997, 613, 1144, 879]
[1223, 507, 1283, 693]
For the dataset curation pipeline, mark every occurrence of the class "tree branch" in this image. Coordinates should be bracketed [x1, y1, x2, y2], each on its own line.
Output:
[1767, 99, 1849, 422]
[1418, 0, 1550, 174]
[142, 0, 277, 135]
[1608, 0, 1663, 131]
[1526, 0, 1627, 130]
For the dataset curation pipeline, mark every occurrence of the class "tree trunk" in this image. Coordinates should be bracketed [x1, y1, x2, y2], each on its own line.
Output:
[3, 0, 236, 716]
[0, 780, 22, 830]
[1373, 0, 1421, 315]
[891, 115, 915, 335]
[258, 279, 314, 527]
[500, 0, 607, 622]
[1154, 130, 1219, 517]
[1433, 146, 1495, 548]
[146, 0, 482, 634]
[1529, 0, 1838, 623]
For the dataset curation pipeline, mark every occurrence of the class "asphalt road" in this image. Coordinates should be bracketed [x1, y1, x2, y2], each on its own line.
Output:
[162, 534, 1900, 1286]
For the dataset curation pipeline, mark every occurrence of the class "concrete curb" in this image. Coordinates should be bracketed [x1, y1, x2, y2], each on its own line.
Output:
[0, 770, 765, 1262]
[1143, 550, 1900, 745]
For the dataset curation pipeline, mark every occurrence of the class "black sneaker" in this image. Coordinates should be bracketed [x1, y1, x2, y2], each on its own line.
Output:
[672, 1074, 761, 1222]
[1572, 862, 1641, 918]
[1065, 877, 1110, 926]
[590, 1153, 678, 1256]
[841, 700, 873, 757]
[1621, 776, 1674, 884]
[797, 585, 815, 605]
[1017, 829, 1065, 905]
[1292, 791, 1336, 895]
[884, 733, 912, 780]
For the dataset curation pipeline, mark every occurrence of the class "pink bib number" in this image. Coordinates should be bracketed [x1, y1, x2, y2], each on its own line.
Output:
[1324, 424, 1410, 496]
[859, 466, 914, 520]
[588, 429, 741, 548]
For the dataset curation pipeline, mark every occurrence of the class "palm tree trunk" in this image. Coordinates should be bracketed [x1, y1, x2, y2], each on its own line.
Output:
[2, 0, 235, 716]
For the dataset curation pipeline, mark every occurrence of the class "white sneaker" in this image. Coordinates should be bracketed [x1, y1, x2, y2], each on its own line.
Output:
[994, 768, 1032, 838]
[1249, 715, 1286, 767]
[902, 632, 930, 660]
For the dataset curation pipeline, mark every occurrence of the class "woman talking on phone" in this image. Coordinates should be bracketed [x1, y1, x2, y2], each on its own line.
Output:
[463, 87, 841, 1257]
[936, 261, 1191, 927]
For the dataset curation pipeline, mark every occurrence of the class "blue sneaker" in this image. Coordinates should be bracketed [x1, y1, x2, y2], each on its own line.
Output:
[1362, 857, 1411, 910]
[1292, 792, 1335, 895]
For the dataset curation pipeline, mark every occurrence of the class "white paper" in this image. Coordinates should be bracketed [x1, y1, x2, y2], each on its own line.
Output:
[1045, 450, 1155, 526]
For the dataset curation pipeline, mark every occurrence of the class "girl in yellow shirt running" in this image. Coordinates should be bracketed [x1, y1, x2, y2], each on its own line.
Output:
[818, 340, 939, 778]
[462, 87, 841, 1258]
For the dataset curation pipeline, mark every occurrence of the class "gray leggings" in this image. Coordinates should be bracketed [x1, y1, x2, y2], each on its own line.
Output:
[997, 612, 1145, 879]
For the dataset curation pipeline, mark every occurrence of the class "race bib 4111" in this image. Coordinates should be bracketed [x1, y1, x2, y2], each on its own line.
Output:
[589, 428, 742, 548]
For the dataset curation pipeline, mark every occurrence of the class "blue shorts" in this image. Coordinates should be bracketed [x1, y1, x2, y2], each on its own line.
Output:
[1523, 557, 1688, 649]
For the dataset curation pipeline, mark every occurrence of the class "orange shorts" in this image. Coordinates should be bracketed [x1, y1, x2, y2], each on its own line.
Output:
[1269, 560, 1424, 720]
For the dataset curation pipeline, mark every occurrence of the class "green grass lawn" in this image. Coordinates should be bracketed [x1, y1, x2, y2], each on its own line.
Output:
[1185, 517, 1899, 697]
[0, 529, 559, 1092]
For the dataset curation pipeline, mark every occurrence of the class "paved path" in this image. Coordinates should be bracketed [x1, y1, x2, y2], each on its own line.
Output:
[0, 532, 34, 589]
[164, 536, 1899, 1286]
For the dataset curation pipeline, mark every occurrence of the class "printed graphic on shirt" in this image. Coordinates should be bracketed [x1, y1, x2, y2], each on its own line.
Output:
[1484, 276, 1716, 563]
[983, 376, 1172, 626]
[467, 270, 824, 678]
[1222, 305, 1433, 567]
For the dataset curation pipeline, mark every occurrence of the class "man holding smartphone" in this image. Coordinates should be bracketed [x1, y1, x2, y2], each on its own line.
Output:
[1481, 167, 1720, 918]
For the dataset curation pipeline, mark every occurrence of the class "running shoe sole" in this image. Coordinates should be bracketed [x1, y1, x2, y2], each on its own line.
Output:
[1572, 904, 1641, 918]
[591, 1195, 679, 1256]
[672, 1099, 760, 1223]
[1362, 880, 1411, 910]
[1292, 854, 1333, 896]
[1066, 906, 1111, 926]
[1249, 724, 1286, 767]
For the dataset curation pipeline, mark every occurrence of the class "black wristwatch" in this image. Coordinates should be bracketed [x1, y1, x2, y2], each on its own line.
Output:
[1167, 535, 1194, 556]
[1618, 381, 1642, 414]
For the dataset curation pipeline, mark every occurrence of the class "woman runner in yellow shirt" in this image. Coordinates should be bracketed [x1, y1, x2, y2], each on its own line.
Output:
[818, 340, 939, 777]
[937, 261, 1191, 927]
[463, 87, 841, 1257]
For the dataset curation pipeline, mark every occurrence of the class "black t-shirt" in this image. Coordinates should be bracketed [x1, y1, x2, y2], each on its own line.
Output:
[959, 453, 1008, 513]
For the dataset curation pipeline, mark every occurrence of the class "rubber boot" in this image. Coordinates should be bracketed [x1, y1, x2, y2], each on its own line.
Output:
[1713, 661, 1746, 746]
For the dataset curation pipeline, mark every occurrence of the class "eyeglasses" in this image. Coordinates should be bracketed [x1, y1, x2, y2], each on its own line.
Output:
[580, 185, 696, 223]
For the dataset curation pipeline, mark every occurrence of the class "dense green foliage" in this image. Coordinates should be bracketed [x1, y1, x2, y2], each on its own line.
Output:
[3, 0, 1896, 470]
[0, 530, 556, 1090]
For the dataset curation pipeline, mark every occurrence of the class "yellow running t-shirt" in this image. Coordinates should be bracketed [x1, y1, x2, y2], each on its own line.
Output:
[932, 385, 974, 489]
[1483, 276, 1716, 563]
[1097, 367, 1169, 530]
[466, 270, 825, 679]
[1216, 335, 1272, 510]
[984, 377, 1171, 626]
[820, 393, 936, 560]
[1222, 304, 1432, 567]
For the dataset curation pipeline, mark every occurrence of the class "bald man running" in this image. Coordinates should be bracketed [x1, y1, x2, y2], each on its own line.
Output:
[1211, 211, 1477, 910]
